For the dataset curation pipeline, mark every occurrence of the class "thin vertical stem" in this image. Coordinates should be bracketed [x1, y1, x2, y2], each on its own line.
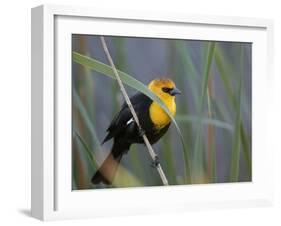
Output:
[207, 78, 217, 182]
[229, 45, 244, 182]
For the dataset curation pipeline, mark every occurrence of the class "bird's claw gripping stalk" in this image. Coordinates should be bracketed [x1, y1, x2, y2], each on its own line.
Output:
[138, 127, 146, 137]
[150, 155, 160, 168]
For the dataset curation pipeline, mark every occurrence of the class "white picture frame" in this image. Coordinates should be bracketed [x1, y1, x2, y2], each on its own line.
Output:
[31, 4, 274, 221]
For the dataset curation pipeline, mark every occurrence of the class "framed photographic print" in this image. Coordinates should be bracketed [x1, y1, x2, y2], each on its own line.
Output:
[31, 4, 274, 220]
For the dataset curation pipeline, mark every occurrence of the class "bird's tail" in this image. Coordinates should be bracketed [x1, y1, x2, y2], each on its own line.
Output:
[91, 140, 130, 185]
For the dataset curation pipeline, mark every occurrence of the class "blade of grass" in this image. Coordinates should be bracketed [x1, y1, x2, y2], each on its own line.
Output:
[164, 40, 179, 184]
[240, 122, 252, 178]
[229, 46, 243, 182]
[173, 41, 200, 182]
[175, 115, 233, 131]
[74, 131, 99, 170]
[174, 41, 200, 111]
[206, 78, 217, 183]
[215, 45, 250, 116]
[73, 89, 102, 155]
[73, 51, 191, 183]
[72, 141, 87, 189]
[215, 45, 251, 175]
[192, 42, 216, 182]
[160, 133, 177, 184]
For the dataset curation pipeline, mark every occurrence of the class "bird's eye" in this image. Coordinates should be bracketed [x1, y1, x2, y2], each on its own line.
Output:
[162, 87, 171, 93]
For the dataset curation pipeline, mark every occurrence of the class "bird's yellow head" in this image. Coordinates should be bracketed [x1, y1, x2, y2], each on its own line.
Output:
[148, 78, 181, 100]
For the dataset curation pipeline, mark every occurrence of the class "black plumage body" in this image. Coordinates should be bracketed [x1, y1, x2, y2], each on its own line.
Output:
[92, 92, 170, 184]
[103, 92, 170, 145]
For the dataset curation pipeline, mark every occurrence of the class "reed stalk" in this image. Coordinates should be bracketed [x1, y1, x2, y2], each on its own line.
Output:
[100, 36, 169, 185]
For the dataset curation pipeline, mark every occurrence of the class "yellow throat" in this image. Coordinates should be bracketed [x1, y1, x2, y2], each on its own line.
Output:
[149, 97, 176, 129]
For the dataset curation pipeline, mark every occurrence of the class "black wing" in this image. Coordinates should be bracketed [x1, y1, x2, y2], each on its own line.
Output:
[102, 92, 152, 144]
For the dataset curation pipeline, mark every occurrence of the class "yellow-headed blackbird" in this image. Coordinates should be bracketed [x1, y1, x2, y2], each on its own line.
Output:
[91, 78, 181, 184]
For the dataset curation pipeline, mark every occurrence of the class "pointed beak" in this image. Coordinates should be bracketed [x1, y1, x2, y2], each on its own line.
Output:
[170, 87, 181, 96]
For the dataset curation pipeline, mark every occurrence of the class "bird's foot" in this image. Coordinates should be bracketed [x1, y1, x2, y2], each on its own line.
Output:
[150, 155, 160, 168]
[138, 128, 146, 137]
